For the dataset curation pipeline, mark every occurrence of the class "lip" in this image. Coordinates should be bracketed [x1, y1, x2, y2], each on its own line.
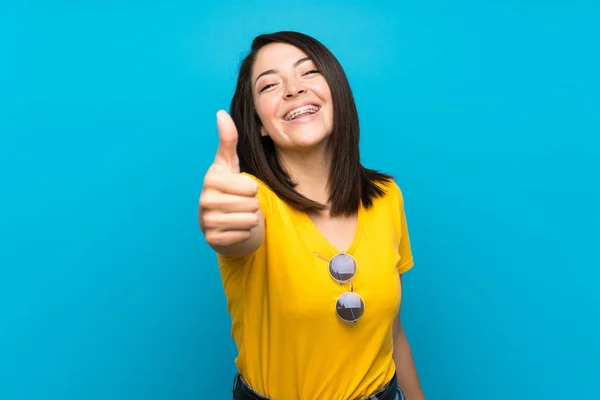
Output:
[286, 111, 320, 124]
[282, 102, 321, 121]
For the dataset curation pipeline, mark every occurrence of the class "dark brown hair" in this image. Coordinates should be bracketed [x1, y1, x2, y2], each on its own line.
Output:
[229, 31, 392, 216]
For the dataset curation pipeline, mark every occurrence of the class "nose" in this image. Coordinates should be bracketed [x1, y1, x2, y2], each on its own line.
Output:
[284, 80, 307, 99]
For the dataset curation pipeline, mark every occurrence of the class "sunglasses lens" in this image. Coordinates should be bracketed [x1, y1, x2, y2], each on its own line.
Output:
[336, 292, 365, 322]
[329, 254, 357, 283]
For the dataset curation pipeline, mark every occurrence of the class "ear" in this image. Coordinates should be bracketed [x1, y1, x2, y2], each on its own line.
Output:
[260, 126, 268, 137]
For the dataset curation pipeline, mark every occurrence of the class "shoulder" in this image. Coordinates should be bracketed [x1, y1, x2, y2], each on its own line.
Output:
[373, 178, 406, 207]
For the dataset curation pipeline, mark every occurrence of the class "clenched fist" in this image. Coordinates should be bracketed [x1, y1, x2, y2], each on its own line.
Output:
[199, 111, 264, 254]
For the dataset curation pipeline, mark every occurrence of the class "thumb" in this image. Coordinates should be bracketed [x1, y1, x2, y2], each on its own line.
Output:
[214, 110, 240, 173]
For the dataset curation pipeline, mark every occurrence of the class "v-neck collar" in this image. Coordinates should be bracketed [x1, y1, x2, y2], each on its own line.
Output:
[296, 204, 365, 259]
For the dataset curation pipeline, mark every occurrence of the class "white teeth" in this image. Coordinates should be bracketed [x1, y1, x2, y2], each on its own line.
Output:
[284, 105, 320, 121]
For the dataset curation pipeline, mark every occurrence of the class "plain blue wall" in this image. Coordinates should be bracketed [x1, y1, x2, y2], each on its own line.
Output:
[1, 1, 598, 399]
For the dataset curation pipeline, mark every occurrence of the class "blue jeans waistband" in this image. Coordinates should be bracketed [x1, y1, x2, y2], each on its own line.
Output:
[232, 372, 405, 400]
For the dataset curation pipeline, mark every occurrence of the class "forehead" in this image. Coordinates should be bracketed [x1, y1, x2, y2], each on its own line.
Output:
[252, 43, 311, 79]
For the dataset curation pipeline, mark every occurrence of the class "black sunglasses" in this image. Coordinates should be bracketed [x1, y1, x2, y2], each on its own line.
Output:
[315, 252, 365, 323]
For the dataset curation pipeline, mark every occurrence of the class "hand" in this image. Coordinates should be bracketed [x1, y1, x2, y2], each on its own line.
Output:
[199, 110, 261, 248]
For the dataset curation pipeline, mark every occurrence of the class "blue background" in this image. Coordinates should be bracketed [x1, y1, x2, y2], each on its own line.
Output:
[1, 1, 599, 399]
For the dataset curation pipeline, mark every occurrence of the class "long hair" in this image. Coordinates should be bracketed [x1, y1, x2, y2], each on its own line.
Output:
[229, 31, 392, 216]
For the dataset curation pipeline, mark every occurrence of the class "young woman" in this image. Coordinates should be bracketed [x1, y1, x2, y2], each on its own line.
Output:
[199, 31, 425, 400]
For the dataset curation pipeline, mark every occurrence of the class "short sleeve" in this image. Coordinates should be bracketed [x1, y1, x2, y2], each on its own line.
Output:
[396, 185, 414, 275]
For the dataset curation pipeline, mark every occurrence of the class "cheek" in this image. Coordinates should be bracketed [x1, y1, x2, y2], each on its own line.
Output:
[314, 78, 332, 98]
[254, 96, 280, 126]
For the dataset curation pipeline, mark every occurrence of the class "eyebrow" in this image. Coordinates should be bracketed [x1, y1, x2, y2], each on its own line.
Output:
[254, 57, 312, 85]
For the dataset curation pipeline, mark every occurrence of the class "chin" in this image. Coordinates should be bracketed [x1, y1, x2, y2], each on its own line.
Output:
[287, 127, 331, 149]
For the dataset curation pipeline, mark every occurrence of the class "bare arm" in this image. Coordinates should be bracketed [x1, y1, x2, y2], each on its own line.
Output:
[393, 276, 425, 400]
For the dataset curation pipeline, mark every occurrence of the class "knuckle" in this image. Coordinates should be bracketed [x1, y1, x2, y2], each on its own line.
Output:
[204, 230, 215, 242]
[202, 211, 220, 228]
[212, 237, 228, 247]
[203, 171, 221, 188]
[198, 193, 212, 209]
[205, 232, 225, 247]
[206, 231, 228, 247]
[250, 198, 260, 211]
[240, 231, 252, 241]
[240, 176, 259, 193]
[199, 191, 225, 211]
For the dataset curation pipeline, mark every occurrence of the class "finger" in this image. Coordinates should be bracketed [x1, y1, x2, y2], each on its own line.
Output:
[199, 193, 261, 213]
[203, 212, 260, 231]
[204, 230, 252, 248]
[204, 168, 259, 196]
[214, 110, 240, 173]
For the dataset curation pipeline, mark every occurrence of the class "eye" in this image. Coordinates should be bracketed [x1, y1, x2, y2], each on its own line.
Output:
[304, 69, 320, 75]
[259, 83, 277, 93]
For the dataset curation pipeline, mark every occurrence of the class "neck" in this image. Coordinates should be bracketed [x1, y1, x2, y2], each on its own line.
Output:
[277, 145, 331, 206]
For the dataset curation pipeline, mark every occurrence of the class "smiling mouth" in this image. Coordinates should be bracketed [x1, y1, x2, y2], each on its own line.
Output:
[283, 105, 321, 121]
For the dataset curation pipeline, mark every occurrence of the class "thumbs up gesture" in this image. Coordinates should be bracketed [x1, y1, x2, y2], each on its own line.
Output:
[199, 111, 263, 254]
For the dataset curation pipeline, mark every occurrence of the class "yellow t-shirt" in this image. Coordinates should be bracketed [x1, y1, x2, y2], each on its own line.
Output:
[217, 173, 414, 400]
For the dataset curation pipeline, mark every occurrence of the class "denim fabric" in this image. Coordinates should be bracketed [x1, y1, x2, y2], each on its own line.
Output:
[232, 373, 406, 400]
[395, 385, 406, 400]
[369, 384, 405, 400]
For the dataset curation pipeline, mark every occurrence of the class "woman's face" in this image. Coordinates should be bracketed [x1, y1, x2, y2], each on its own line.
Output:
[251, 42, 334, 152]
